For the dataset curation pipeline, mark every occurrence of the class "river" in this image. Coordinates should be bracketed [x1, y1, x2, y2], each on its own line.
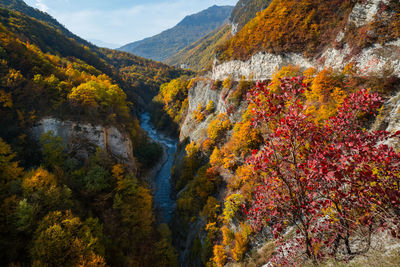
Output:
[139, 112, 177, 223]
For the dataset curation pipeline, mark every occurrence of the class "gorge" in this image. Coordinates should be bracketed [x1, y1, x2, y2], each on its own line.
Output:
[0, 0, 400, 266]
[140, 113, 177, 223]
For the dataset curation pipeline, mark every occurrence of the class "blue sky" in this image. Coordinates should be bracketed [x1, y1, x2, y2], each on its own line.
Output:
[24, 0, 238, 48]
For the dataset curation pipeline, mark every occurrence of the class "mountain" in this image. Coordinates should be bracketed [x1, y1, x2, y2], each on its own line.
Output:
[0, 4, 187, 266]
[150, 0, 400, 266]
[229, 0, 272, 34]
[0, 0, 93, 47]
[164, 24, 232, 71]
[164, 0, 272, 71]
[0, 0, 190, 105]
[119, 5, 234, 62]
[217, 0, 400, 62]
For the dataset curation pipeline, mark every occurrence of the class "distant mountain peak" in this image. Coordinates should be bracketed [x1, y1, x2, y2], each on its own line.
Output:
[119, 5, 234, 62]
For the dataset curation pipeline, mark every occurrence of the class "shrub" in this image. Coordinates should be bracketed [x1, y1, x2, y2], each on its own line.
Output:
[223, 194, 245, 224]
[212, 80, 223, 90]
[205, 100, 215, 114]
[207, 113, 232, 143]
[246, 76, 400, 264]
[213, 245, 227, 267]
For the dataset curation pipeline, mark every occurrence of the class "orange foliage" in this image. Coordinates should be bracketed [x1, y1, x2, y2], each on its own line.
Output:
[217, 0, 356, 61]
[207, 113, 232, 143]
[224, 121, 263, 157]
[231, 223, 251, 262]
[228, 165, 257, 200]
[305, 68, 347, 122]
[193, 104, 206, 122]
[213, 245, 227, 267]
[221, 226, 234, 246]
[210, 147, 224, 167]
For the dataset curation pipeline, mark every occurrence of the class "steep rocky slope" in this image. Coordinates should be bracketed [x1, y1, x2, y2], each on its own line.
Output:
[32, 118, 134, 165]
[156, 1, 400, 266]
[0, 3, 183, 266]
[229, 0, 272, 35]
[214, 0, 400, 81]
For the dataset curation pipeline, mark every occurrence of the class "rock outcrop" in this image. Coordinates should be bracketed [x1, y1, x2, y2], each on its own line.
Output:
[180, 80, 227, 141]
[174, 2, 400, 265]
[348, 0, 390, 27]
[213, 0, 400, 81]
[212, 37, 400, 81]
[179, 79, 247, 142]
[372, 90, 400, 148]
[32, 118, 134, 164]
[212, 52, 313, 81]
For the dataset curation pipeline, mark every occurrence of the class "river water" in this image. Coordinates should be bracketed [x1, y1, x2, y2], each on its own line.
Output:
[139, 112, 177, 222]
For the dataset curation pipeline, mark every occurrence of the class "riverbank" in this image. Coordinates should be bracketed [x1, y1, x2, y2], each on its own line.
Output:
[139, 112, 177, 223]
[143, 140, 168, 191]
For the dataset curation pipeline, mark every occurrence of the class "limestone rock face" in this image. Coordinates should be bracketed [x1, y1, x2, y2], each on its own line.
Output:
[348, 0, 390, 27]
[212, 52, 313, 81]
[179, 78, 239, 142]
[231, 22, 238, 35]
[212, 37, 400, 82]
[179, 78, 248, 143]
[212, 0, 400, 81]
[372, 90, 400, 148]
[385, 91, 400, 134]
[32, 118, 134, 164]
[322, 40, 400, 77]
[180, 80, 226, 141]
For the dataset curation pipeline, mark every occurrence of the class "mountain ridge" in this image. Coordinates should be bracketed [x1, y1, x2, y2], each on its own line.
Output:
[119, 5, 234, 62]
[164, 24, 232, 71]
[0, 1, 191, 107]
[0, 0, 95, 48]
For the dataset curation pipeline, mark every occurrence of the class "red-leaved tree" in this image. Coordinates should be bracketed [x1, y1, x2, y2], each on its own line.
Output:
[245, 77, 400, 265]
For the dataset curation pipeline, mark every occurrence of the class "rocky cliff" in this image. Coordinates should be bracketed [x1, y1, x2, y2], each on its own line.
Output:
[168, 1, 400, 266]
[32, 118, 134, 166]
[213, 0, 400, 81]
[213, 37, 400, 81]
[180, 80, 227, 141]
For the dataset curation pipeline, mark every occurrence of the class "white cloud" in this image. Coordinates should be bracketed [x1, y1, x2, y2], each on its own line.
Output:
[27, 0, 238, 46]
[34, 0, 49, 12]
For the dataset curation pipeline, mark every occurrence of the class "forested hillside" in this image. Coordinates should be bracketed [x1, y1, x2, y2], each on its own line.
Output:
[229, 0, 271, 34]
[119, 5, 234, 62]
[1, 0, 400, 266]
[150, 0, 400, 266]
[164, 0, 273, 72]
[217, 0, 400, 61]
[0, 0, 93, 47]
[0, 5, 183, 266]
[164, 24, 232, 71]
[0, 0, 190, 106]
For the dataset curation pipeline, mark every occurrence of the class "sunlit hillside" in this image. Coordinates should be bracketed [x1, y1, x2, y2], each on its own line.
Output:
[1, 0, 400, 266]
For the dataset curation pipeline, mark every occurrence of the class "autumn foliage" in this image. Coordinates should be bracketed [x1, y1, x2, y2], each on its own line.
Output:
[245, 77, 400, 264]
[217, 0, 356, 61]
[0, 7, 184, 266]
